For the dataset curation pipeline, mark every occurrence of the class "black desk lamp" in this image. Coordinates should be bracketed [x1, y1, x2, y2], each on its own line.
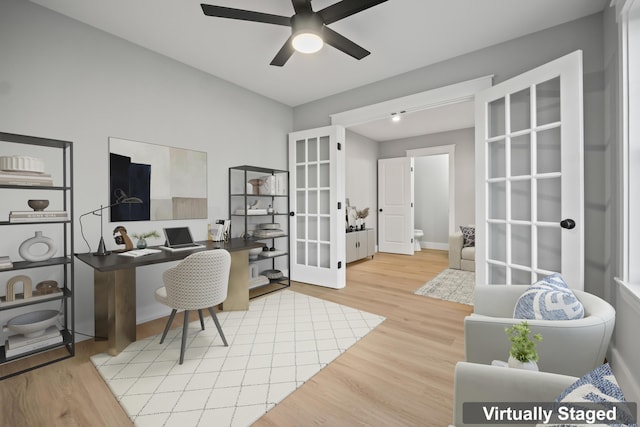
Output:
[79, 196, 142, 256]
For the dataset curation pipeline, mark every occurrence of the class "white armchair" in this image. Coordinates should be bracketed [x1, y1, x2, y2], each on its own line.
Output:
[449, 232, 475, 271]
[452, 362, 576, 427]
[452, 362, 638, 427]
[464, 284, 615, 377]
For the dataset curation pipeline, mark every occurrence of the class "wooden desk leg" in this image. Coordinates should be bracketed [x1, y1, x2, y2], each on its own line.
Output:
[94, 268, 137, 355]
[221, 249, 249, 311]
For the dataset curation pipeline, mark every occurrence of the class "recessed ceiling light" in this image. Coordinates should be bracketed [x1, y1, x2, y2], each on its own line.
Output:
[391, 110, 406, 122]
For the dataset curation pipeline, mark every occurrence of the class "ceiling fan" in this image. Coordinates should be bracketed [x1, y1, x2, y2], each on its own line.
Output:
[200, 0, 388, 66]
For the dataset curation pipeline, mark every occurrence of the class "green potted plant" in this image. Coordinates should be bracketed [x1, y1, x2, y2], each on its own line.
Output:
[131, 230, 160, 249]
[504, 321, 542, 371]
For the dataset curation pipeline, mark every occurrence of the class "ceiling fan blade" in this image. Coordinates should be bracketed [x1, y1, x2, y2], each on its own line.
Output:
[291, 0, 312, 14]
[201, 4, 291, 26]
[270, 36, 295, 66]
[322, 27, 370, 60]
[318, 0, 388, 25]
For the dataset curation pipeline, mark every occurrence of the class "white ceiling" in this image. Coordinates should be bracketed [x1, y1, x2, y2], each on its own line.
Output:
[28, 0, 607, 140]
[348, 100, 476, 142]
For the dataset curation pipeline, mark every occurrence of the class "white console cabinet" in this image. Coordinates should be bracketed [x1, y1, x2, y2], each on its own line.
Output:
[346, 229, 375, 263]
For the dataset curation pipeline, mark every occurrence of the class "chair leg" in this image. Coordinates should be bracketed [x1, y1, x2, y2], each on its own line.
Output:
[198, 309, 205, 330]
[160, 309, 177, 344]
[179, 310, 189, 365]
[207, 307, 228, 346]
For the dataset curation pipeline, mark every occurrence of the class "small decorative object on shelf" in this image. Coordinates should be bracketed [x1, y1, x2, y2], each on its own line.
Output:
[131, 230, 160, 249]
[18, 231, 57, 262]
[0, 255, 12, 270]
[27, 199, 49, 211]
[6, 309, 60, 339]
[505, 321, 543, 371]
[34, 280, 60, 295]
[5, 275, 33, 302]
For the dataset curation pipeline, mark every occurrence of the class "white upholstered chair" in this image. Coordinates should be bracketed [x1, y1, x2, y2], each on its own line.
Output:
[465, 284, 616, 377]
[451, 361, 638, 427]
[155, 249, 231, 364]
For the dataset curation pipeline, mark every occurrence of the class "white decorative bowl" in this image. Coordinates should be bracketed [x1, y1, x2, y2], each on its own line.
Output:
[0, 156, 45, 173]
[7, 310, 59, 338]
[248, 247, 263, 260]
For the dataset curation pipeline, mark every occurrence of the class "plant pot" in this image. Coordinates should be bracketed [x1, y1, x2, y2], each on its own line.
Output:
[136, 238, 147, 249]
[507, 355, 539, 371]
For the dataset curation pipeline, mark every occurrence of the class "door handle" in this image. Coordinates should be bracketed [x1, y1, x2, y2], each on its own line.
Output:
[560, 219, 576, 229]
[379, 208, 383, 212]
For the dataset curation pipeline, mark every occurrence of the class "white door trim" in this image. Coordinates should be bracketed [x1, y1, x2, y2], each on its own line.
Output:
[329, 75, 493, 128]
[406, 144, 456, 235]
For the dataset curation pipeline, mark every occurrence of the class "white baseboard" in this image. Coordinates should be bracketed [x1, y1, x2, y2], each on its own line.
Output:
[609, 347, 640, 403]
[421, 241, 448, 251]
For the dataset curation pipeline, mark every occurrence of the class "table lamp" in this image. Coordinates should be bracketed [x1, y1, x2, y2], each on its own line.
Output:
[79, 195, 142, 256]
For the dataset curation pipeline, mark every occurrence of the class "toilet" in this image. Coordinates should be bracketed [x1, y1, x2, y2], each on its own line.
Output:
[414, 229, 424, 251]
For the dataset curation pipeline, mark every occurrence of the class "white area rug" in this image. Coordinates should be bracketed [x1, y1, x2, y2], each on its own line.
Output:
[414, 268, 475, 305]
[90, 290, 385, 427]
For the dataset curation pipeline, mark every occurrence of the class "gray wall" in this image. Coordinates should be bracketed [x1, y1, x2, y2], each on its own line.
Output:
[603, 3, 640, 403]
[345, 130, 378, 240]
[0, 0, 293, 336]
[295, 13, 606, 296]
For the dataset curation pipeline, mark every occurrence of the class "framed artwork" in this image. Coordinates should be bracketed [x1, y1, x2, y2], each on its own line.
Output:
[109, 137, 207, 221]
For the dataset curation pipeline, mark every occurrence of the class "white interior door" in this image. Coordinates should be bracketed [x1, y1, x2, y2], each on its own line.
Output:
[288, 126, 346, 289]
[378, 157, 414, 255]
[475, 50, 584, 289]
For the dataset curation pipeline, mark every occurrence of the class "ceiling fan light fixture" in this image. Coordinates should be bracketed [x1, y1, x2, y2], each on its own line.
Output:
[292, 32, 324, 54]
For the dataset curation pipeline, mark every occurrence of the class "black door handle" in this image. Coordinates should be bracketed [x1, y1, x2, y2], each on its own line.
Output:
[379, 208, 383, 212]
[560, 219, 576, 229]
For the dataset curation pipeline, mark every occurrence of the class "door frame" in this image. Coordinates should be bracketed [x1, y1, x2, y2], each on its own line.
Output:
[406, 144, 456, 236]
[329, 75, 493, 128]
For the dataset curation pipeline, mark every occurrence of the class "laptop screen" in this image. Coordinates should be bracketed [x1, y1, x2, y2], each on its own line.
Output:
[164, 227, 195, 247]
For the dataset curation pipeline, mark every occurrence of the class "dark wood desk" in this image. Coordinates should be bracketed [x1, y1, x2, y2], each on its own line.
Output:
[76, 238, 263, 355]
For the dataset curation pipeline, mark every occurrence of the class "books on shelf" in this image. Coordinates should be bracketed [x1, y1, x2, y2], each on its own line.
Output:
[9, 210, 69, 223]
[0, 256, 12, 270]
[5, 327, 63, 358]
[0, 170, 53, 186]
[6, 326, 61, 350]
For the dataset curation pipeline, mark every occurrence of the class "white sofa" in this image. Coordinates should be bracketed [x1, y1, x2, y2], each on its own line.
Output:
[452, 361, 638, 427]
[449, 232, 475, 271]
[465, 284, 616, 377]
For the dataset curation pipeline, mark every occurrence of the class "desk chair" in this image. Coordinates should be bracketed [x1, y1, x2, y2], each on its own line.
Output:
[154, 249, 231, 364]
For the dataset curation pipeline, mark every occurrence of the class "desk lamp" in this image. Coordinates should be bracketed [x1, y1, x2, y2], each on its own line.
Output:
[79, 195, 142, 256]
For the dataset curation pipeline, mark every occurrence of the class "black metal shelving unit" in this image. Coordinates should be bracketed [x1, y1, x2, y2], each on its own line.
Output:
[229, 165, 290, 298]
[0, 132, 74, 379]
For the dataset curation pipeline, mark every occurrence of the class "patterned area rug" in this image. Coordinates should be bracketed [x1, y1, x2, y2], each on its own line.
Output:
[90, 290, 385, 427]
[414, 268, 475, 305]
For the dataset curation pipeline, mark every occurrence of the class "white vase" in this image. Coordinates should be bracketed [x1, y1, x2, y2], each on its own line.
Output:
[19, 231, 57, 262]
[507, 355, 539, 371]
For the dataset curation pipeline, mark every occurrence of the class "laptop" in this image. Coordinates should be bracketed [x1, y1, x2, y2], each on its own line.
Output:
[160, 227, 205, 251]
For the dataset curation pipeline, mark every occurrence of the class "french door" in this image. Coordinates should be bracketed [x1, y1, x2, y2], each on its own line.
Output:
[475, 50, 584, 289]
[288, 126, 346, 288]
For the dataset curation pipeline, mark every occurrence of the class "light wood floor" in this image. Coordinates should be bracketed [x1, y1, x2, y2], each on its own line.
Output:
[0, 249, 472, 426]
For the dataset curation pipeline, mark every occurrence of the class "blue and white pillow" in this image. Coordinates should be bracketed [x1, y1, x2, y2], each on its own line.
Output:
[514, 273, 584, 320]
[537, 363, 637, 427]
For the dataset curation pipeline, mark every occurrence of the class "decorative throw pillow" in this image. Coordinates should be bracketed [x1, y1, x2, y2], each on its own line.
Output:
[460, 226, 475, 248]
[535, 363, 636, 427]
[513, 273, 584, 320]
